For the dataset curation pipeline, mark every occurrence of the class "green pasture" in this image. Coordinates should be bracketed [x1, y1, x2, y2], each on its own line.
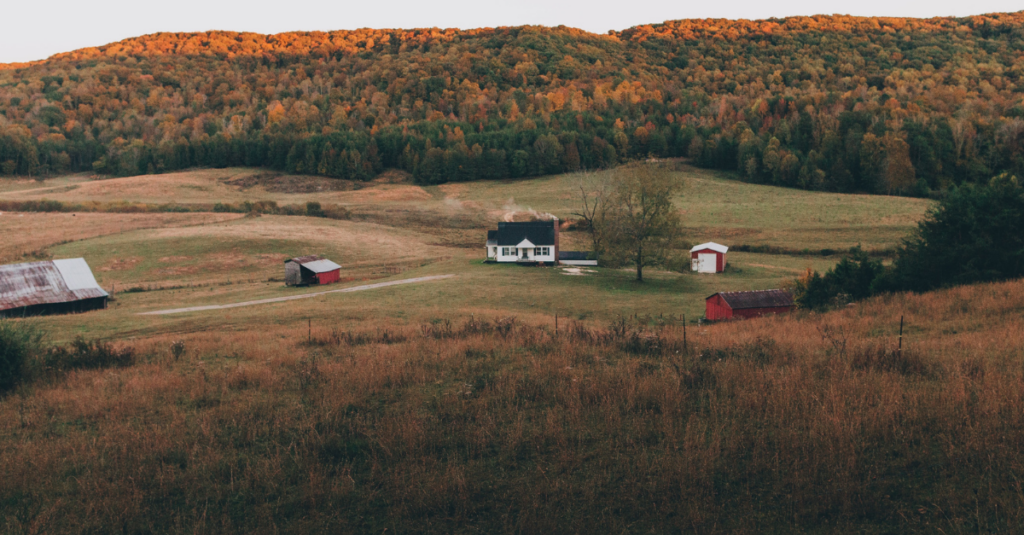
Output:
[5, 163, 930, 343]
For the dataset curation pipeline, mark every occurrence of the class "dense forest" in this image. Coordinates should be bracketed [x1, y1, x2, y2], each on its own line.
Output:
[2, 13, 1024, 193]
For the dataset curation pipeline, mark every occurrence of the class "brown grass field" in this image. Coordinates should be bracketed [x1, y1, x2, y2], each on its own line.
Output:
[5, 164, 1016, 533]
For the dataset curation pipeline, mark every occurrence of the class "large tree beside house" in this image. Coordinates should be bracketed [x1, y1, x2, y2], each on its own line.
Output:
[596, 164, 685, 281]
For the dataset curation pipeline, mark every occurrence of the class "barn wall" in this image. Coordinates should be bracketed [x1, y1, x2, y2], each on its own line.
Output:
[732, 306, 794, 319]
[705, 295, 733, 320]
[317, 269, 340, 285]
[285, 262, 302, 286]
[0, 297, 107, 317]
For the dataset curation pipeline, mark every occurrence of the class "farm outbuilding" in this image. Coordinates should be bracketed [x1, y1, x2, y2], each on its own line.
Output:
[705, 289, 795, 321]
[0, 258, 108, 317]
[691, 242, 728, 273]
[284, 256, 341, 286]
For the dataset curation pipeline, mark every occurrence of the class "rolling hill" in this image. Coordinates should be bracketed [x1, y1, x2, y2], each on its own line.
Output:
[2, 13, 1024, 193]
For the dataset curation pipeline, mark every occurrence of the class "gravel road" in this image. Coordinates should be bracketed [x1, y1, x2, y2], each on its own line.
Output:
[137, 274, 455, 316]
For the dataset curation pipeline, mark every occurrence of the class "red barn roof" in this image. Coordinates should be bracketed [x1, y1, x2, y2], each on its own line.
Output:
[707, 289, 794, 310]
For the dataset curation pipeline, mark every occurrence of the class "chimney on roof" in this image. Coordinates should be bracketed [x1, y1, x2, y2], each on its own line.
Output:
[553, 216, 559, 265]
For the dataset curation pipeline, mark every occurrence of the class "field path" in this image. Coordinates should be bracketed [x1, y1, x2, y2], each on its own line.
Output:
[138, 275, 455, 316]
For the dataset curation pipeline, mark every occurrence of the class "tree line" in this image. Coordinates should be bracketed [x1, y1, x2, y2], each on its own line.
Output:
[2, 14, 1024, 194]
[794, 174, 1024, 308]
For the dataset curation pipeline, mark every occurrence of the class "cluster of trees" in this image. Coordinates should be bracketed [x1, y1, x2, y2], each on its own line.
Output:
[795, 174, 1024, 308]
[3, 13, 1024, 193]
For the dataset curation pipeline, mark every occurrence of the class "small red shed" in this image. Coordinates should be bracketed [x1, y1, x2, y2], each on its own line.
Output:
[705, 289, 795, 321]
[284, 256, 342, 286]
[691, 242, 728, 273]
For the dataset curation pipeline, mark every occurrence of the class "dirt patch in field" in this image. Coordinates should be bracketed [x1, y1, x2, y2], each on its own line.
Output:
[371, 169, 412, 184]
[158, 256, 193, 263]
[344, 185, 433, 202]
[743, 263, 806, 273]
[256, 253, 289, 264]
[154, 266, 200, 276]
[225, 172, 360, 193]
[438, 183, 468, 198]
[561, 267, 596, 276]
[101, 257, 142, 271]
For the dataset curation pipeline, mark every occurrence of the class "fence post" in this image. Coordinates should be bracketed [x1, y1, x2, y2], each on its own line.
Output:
[555, 313, 558, 336]
[683, 313, 687, 354]
[898, 315, 904, 355]
[308, 318, 311, 343]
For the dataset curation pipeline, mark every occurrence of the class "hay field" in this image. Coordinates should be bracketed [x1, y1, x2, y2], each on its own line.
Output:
[0, 211, 242, 264]
[1, 163, 931, 252]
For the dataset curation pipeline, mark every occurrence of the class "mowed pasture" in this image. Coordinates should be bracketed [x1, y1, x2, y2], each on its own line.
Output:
[0, 163, 929, 343]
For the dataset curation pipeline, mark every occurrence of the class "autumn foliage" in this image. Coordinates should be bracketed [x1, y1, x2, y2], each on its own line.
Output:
[2, 13, 1024, 193]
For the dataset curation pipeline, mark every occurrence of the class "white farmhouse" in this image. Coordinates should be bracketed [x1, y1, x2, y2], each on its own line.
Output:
[486, 219, 559, 264]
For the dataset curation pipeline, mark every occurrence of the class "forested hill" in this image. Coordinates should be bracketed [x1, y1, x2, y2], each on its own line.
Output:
[2, 13, 1024, 194]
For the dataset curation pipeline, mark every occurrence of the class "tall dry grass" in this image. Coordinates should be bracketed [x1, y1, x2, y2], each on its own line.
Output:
[1, 279, 1023, 533]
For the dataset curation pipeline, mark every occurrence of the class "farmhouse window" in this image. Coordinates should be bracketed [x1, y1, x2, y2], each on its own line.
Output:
[502, 247, 514, 256]
[536, 247, 550, 256]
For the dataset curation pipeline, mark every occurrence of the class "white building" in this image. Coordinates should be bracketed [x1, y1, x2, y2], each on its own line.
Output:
[486, 220, 559, 264]
[691, 242, 728, 273]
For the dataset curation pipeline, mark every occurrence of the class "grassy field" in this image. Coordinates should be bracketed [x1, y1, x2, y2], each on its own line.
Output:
[1, 164, 969, 532]
[0, 162, 928, 342]
[1, 163, 931, 251]
[2, 277, 1023, 532]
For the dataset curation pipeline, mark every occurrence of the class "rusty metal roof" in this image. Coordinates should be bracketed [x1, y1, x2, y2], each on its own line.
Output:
[708, 289, 794, 310]
[0, 258, 107, 311]
[288, 255, 323, 264]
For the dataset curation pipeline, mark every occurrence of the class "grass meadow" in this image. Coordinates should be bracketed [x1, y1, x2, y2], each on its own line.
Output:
[1, 279, 1023, 532]
[4, 163, 1006, 533]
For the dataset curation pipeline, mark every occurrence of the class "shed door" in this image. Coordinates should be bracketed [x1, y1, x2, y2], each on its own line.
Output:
[697, 253, 718, 273]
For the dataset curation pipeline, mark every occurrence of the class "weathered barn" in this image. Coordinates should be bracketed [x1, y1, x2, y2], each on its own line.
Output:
[705, 289, 794, 321]
[0, 258, 108, 317]
[691, 242, 728, 273]
[284, 256, 342, 286]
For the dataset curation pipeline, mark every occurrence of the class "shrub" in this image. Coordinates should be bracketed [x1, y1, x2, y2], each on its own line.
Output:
[0, 320, 43, 393]
[42, 337, 134, 372]
[305, 201, 324, 217]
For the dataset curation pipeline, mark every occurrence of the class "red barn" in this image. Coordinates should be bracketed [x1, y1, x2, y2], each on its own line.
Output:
[705, 289, 795, 321]
[691, 242, 728, 273]
[284, 256, 342, 286]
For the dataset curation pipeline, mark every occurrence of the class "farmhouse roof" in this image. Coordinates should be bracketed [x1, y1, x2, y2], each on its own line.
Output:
[707, 289, 794, 310]
[494, 220, 556, 247]
[691, 242, 728, 254]
[0, 258, 108, 312]
[286, 256, 342, 273]
[486, 230, 497, 245]
[559, 251, 593, 261]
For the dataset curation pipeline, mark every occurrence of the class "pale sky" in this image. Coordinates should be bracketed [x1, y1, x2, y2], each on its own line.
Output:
[2, 0, 1022, 64]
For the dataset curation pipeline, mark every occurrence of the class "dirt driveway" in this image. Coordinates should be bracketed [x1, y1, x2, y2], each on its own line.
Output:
[138, 275, 455, 316]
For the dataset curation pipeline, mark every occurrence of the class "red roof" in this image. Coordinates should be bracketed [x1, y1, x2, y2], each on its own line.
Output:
[707, 289, 794, 310]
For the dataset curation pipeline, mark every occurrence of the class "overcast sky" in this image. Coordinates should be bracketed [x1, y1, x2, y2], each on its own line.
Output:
[2, 0, 1021, 63]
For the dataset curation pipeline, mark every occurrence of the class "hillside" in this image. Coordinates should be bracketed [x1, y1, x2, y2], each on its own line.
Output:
[2, 13, 1024, 192]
